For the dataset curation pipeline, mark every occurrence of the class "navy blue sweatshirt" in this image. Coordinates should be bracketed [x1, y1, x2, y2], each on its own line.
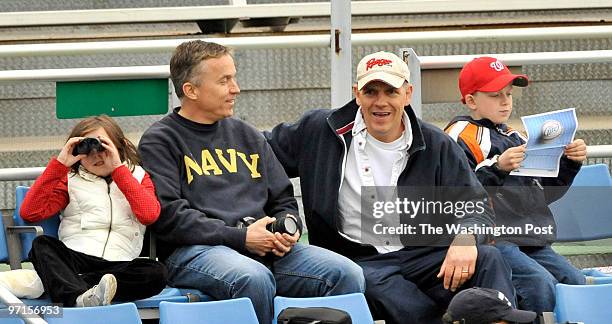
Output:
[139, 108, 300, 261]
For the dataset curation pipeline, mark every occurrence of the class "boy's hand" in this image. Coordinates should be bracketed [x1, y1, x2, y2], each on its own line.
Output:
[564, 139, 587, 162]
[497, 144, 526, 172]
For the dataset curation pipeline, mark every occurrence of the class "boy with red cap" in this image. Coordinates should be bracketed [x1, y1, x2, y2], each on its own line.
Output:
[445, 57, 587, 317]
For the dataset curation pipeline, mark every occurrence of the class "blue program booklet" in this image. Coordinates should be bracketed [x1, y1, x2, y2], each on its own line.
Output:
[510, 108, 577, 177]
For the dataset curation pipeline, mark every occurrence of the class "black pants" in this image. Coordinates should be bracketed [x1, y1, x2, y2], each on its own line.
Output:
[29, 235, 168, 307]
[354, 245, 515, 324]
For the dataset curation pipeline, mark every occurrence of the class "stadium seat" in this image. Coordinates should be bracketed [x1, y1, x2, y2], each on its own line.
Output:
[0, 312, 24, 324]
[13, 186, 60, 262]
[550, 164, 612, 241]
[159, 298, 258, 324]
[273, 293, 373, 324]
[0, 210, 9, 264]
[46, 302, 142, 324]
[569, 164, 612, 186]
[555, 283, 612, 323]
[582, 268, 612, 284]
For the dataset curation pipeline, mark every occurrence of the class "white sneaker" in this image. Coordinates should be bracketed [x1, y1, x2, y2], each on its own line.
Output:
[75, 274, 117, 307]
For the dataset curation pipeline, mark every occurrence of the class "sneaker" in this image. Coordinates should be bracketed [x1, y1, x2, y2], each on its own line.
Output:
[75, 274, 117, 307]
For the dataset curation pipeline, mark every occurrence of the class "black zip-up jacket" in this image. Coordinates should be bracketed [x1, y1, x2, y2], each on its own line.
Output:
[139, 108, 300, 261]
[265, 99, 494, 258]
[445, 116, 581, 246]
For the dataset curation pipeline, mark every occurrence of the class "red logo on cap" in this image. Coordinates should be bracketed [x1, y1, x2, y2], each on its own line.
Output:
[366, 58, 392, 71]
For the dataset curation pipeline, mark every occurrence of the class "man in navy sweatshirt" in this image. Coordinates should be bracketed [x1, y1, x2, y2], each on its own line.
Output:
[265, 51, 515, 323]
[139, 40, 364, 324]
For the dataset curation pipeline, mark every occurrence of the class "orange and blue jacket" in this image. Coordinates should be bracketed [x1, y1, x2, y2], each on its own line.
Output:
[445, 116, 581, 246]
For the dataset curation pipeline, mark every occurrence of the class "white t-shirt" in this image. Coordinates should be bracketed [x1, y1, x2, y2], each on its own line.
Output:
[338, 108, 412, 253]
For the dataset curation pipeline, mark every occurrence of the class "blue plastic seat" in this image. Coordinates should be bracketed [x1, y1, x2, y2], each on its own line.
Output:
[273, 293, 373, 324]
[13, 186, 60, 261]
[0, 210, 9, 264]
[582, 268, 612, 284]
[555, 283, 612, 323]
[0, 311, 24, 324]
[159, 298, 258, 324]
[550, 164, 612, 241]
[570, 164, 612, 186]
[46, 302, 141, 324]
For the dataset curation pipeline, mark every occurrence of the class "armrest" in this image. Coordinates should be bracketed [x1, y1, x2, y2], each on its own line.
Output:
[4, 223, 43, 270]
[6, 226, 44, 236]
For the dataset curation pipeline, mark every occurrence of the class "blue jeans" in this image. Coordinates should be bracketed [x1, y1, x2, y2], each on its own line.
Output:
[165, 243, 365, 324]
[496, 242, 585, 313]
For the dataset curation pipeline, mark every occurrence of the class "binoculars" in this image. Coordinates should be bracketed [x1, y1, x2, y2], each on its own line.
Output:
[72, 137, 105, 156]
[238, 214, 299, 236]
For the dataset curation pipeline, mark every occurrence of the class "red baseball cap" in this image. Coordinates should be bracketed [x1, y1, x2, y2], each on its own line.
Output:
[459, 56, 529, 103]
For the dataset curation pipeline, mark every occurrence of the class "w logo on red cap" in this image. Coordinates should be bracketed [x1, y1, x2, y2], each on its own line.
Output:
[489, 61, 505, 72]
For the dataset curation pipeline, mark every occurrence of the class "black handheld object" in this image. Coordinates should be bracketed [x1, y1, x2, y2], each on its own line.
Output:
[237, 214, 299, 236]
[72, 137, 105, 156]
[267, 214, 299, 236]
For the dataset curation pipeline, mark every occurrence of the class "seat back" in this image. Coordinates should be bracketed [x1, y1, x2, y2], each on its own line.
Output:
[159, 298, 258, 324]
[0, 210, 9, 263]
[46, 302, 142, 324]
[0, 311, 24, 324]
[13, 186, 61, 260]
[273, 293, 373, 324]
[582, 268, 612, 285]
[555, 283, 612, 323]
[549, 164, 612, 241]
[570, 164, 612, 186]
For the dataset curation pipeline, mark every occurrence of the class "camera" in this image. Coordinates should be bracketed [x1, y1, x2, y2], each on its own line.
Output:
[237, 214, 299, 236]
[267, 214, 299, 236]
[72, 137, 105, 156]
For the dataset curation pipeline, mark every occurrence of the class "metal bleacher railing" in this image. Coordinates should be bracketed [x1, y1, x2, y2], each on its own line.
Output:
[0, 1, 609, 28]
[1, 33, 612, 181]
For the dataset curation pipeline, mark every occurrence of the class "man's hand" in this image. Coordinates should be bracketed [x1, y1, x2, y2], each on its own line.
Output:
[271, 230, 300, 257]
[245, 217, 277, 256]
[564, 139, 587, 162]
[437, 234, 477, 292]
[497, 144, 526, 172]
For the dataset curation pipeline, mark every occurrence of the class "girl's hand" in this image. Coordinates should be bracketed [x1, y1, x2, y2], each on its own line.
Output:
[98, 136, 123, 170]
[57, 137, 86, 167]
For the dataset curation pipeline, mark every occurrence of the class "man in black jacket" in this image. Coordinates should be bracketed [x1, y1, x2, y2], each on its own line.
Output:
[265, 51, 515, 323]
[139, 40, 364, 324]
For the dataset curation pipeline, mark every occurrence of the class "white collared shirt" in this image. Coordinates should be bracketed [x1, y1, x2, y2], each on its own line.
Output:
[338, 108, 412, 253]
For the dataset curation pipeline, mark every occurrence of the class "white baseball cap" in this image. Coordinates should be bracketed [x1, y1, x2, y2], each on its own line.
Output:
[356, 51, 411, 90]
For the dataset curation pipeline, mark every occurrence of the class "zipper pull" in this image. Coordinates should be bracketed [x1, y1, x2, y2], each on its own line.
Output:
[533, 179, 544, 190]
